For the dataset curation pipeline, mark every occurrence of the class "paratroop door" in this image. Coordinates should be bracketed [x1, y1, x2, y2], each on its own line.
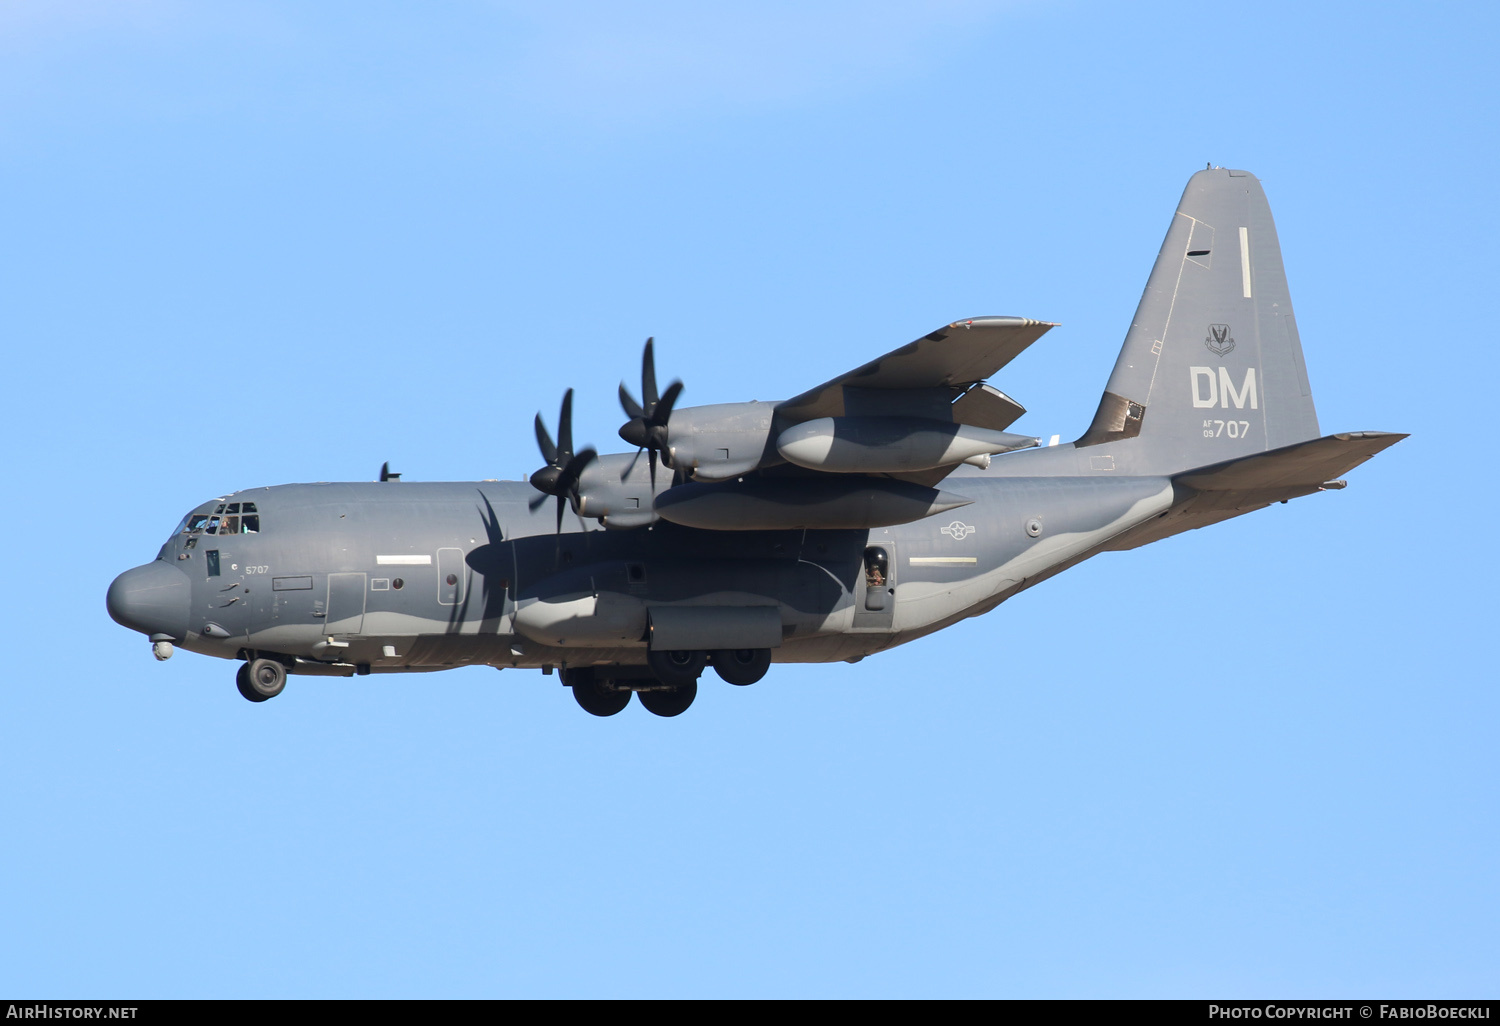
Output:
[326, 573, 367, 634]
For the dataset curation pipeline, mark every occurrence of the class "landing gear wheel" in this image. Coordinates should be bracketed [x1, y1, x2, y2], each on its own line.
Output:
[569, 669, 631, 717]
[638, 680, 697, 717]
[712, 648, 771, 686]
[647, 648, 706, 688]
[239, 658, 287, 702]
[235, 664, 268, 703]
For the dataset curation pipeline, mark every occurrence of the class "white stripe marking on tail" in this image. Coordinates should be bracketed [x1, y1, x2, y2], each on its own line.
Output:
[1239, 226, 1252, 298]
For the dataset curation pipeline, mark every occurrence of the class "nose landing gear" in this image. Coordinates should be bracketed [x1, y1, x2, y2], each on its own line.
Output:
[236, 658, 288, 703]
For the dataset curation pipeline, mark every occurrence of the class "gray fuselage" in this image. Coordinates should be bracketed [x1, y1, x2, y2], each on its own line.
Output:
[113, 445, 1173, 678]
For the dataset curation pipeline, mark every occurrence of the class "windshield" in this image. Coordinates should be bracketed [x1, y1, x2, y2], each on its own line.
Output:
[181, 502, 261, 535]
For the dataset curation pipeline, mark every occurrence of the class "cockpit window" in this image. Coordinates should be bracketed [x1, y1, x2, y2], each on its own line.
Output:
[181, 503, 260, 536]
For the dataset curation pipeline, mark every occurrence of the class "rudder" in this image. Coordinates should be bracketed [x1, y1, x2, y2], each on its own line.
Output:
[1077, 169, 1320, 475]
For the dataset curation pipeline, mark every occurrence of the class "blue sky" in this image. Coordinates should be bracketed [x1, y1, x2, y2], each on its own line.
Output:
[2, 0, 1496, 998]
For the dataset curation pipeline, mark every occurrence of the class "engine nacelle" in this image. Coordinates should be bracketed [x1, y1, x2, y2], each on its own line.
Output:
[776, 416, 1038, 474]
[572, 452, 662, 529]
[666, 401, 778, 482]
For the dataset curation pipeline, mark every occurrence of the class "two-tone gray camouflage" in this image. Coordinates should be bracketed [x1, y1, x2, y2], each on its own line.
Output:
[107, 169, 1404, 715]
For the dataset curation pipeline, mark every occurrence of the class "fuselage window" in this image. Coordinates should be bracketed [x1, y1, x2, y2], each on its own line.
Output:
[206, 550, 221, 577]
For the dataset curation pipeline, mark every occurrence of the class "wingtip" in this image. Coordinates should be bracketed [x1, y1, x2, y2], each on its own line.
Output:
[947, 316, 1060, 330]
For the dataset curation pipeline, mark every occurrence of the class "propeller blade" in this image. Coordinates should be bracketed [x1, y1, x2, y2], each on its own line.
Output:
[622, 446, 643, 481]
[642, 337, 658, 409]
[557, 447, 597, 492]
[615, 338, 679, 482]
[534, 413, 557, 465]
[555, 450, 594, 535]
[619, 382, 644, 421]
[557, 389, 574, 458]
[532, 389, 601, 528]
[653, 380, 683, 425]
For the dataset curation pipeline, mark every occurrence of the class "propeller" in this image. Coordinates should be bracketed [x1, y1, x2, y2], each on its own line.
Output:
[528, 389, 597, 533]
[618, 336, 683, 487]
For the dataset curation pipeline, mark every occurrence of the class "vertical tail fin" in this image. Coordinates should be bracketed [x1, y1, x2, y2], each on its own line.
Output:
[1077, 169, 1320, 474]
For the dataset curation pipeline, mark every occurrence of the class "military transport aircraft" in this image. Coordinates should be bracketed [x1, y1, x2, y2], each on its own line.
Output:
[107, 168, 1403, 716]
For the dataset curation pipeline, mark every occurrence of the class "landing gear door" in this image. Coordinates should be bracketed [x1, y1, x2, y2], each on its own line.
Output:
[852, 543, 896, 630]
[326, 572, 367, 635]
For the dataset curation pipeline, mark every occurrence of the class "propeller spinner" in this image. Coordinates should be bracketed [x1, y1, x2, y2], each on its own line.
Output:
[618, 336, 683, 486]
[529, 389, 597, 533]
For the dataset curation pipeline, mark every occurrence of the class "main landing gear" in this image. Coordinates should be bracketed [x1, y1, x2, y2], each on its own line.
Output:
[637, 680, 697, 718]
[236, 658, 288, 703]
[568, 668, 632, 717]
[564, 648, 772, 717]
[710, 648, 771, 686]
[647, 648, 706, 688]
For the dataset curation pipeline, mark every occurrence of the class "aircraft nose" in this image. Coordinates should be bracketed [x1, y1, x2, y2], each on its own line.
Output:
[107, 561, 192, 640]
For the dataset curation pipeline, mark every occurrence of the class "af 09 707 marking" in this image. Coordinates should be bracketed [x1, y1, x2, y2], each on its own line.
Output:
[1203, 419, 1252, 439]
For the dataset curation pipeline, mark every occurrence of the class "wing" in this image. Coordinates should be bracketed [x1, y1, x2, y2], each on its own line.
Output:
[571, 319, 1056, 529]
[775, 316, 1056, 425]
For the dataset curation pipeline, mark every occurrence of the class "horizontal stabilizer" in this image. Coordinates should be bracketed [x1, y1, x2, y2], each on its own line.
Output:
[1101, 431, 1406, 551]
[1177, 431, 1406, 491]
